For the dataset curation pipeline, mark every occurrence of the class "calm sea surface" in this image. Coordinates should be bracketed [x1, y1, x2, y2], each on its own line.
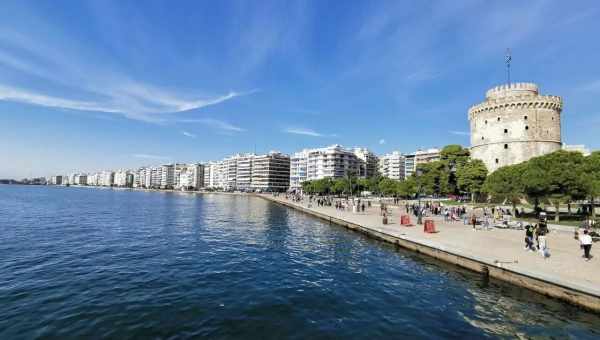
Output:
[1, 185, 600, 339]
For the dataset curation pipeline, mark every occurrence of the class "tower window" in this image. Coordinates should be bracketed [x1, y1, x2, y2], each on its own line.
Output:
[524, 116, 528, 120]
[481, 136, 484, 140]
[504, 129, 508, 133]
[504, 144, 508, 149]
[525, 126, 529, 130]
[495, 158, 499, 164]
[485, 120, 488, 124]
[552, 117, 554, 121]
[497, 117, 501, 121]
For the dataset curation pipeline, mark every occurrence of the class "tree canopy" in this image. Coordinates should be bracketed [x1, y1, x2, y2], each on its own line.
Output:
[456, 159, 488, 202]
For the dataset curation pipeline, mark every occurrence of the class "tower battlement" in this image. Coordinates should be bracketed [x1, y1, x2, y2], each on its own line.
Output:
[485, 82, 539, 99]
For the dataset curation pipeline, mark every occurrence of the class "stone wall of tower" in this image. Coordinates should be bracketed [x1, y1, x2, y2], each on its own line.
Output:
[468, 83, 562, 172]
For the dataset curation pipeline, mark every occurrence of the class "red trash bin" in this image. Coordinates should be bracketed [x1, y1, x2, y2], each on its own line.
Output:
[424, 219, 436, 233]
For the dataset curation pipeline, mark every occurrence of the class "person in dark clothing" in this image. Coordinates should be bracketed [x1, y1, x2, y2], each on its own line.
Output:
[525, 225, 535, 251]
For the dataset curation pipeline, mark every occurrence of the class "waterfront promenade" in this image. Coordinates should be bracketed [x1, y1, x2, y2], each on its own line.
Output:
[259, 194, 600, 311]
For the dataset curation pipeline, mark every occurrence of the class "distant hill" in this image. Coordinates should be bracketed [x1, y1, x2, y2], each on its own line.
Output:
[0, 179, 22, 185]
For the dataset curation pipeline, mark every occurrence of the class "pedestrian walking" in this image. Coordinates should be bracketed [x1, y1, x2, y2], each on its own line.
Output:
[525, 225, 535, 251]
[580, 229, 593, 261]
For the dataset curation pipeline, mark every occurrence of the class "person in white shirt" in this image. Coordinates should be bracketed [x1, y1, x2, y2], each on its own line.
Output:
[580, 230, 593, 261]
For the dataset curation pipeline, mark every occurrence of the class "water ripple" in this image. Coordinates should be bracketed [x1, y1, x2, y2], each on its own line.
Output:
[1, 185, 599, 339]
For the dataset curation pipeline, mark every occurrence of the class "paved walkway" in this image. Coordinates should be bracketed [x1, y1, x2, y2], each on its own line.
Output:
[260, 195, 600, 297]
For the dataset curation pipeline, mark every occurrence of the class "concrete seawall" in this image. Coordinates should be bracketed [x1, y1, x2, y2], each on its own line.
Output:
[257, 194, 600, 313]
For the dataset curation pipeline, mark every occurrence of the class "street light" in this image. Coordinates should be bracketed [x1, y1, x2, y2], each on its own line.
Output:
[416, 168, 424, 225]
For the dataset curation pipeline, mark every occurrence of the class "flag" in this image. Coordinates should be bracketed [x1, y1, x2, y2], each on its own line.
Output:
[505, 49, 512, 65]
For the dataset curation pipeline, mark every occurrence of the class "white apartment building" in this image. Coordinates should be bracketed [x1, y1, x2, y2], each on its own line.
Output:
[306, 145, 359, 180]
[176, 164, 204, 190]
[353, 148, 379, 178]
[379, 151, 405, 180]
[100, 171, 114, 186]
[222, 156, 238, 190]
[149, 167, 162, 188]
[404, 148, 441, 178]
[290, 149, 309, 189]
[87, 173, 99, 186]
[203, 161, 222, 189]
[235, 154, 255, 191]
[114, 170, 133, 187]
[290, 145, 378, 190]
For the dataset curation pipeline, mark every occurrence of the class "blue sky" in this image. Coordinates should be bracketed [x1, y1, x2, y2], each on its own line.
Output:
[1, 0, 599, 178]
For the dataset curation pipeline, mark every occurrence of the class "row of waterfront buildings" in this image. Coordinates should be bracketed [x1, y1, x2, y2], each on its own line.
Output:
[48, 146, 443, 192]
[44, 81, 594, 191]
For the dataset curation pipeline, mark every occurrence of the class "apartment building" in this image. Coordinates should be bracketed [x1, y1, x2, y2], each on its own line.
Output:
[290, 149, 309, 190]
[114, 170, 133, 187]
[379, 151, 405, 180]
[404, 148, 441, 178]
[160, 164, 175, 189]
[307, 145, 360, 180]
[235, 154, 255, 191]
[353, 147, 379, 178]
[251, 152, 290, 192]
[176, 164, 204, 190]
[100, 171, 114, 186]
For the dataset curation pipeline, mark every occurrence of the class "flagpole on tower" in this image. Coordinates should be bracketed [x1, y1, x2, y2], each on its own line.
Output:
[505, 48, 512, 85]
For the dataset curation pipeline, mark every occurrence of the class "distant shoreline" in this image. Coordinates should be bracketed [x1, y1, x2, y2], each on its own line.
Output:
[41, 184, 251, 196]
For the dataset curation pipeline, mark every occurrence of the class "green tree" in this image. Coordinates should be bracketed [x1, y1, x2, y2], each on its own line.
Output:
[358, 176, 381, 194]
[440, 144, 470, 168]
[583, 151, 600, 219]
[483, 163, 525, 212]
[398, 177, 417, 198]
[331, 179, 346, 195]
[415, 161, 450, 196]
[378, 178, 399, 196]
[522, 150, 588, 223]
[456, 159, 488, 202]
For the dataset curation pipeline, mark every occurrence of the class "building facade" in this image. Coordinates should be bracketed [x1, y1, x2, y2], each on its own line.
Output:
[160, 164, 175, 189]
[251, 152, 290, 192]
[379, 151, 405, 180]
[353, 148, 379, 178]
[469, 82, 562, 172]
[404, 148, 441, 178]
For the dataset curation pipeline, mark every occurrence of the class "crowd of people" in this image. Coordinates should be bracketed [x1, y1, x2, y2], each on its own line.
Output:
[277, 192, 595, 261]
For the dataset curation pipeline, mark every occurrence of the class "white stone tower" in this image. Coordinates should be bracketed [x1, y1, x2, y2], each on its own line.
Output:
[468, 82, 562, 172]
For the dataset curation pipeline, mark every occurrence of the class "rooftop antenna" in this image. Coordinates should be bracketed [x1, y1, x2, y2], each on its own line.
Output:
[505, 48, 512, 85]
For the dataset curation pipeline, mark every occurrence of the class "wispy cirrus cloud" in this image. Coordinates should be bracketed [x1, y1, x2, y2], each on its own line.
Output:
[283, 127, 337, 138]
[181, 131, 197, 138]
[133, 154, 171, 160]
[179, 118, 245, 133]
[0, 83, 254, 123]
[449, 130, 470, 136]
[0, 29, 258, 123]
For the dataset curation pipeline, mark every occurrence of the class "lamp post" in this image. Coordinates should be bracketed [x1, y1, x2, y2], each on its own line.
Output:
[416, 169, 424, 225]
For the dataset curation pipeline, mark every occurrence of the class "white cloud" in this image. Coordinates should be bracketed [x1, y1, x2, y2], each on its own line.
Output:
[180, 118, 245, 133]
[133, 154, 170, 160]
[284, 127, 322, 137]
[181, 131, 197, 138]
[283, 127, 337, 137]
[379, 139, 386, 145]
[449, 130, 470, 136]
[0, 35, 258, 123]
[0, 83, 252, 123]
